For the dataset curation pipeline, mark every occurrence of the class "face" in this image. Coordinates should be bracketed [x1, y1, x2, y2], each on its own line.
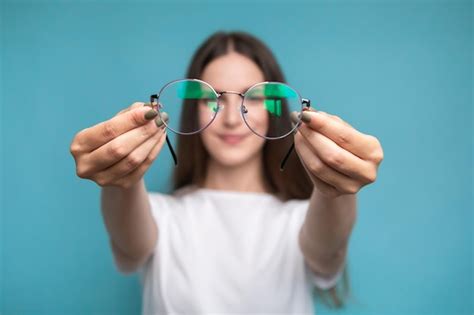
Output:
[198, 51, 269, 168]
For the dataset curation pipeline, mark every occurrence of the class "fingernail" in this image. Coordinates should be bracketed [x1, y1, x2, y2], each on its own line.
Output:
[155, 112, 169, 128]
[144, 109, 158, 120]
[301, 111, 312, 123]
[290, 111, 300, 125]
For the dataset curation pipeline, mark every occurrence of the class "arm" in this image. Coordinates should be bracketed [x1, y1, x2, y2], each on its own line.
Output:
[68, 102, 167, 274]
[291, 109, 383, 280]
[100, 178, 158, 274]
[298, 188, 357, 278]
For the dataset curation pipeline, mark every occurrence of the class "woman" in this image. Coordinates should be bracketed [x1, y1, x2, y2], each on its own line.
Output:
[70, 31, 383, 314]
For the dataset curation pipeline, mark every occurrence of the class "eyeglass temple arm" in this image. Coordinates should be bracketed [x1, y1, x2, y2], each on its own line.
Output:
[279, 142, 295, 171]
[151, 94, 178, 166]
[279, 98, 311, 171]
[165, 135, 178, 166]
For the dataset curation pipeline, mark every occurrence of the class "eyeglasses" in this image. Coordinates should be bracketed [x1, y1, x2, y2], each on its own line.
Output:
[146, 78, 311, 171]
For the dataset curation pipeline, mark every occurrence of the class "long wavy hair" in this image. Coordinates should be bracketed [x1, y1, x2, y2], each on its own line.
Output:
[171, 30, 350, 307]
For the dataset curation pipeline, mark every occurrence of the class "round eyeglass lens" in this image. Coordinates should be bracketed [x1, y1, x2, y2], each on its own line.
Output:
[157, 79, 219, 134]
[242, 82, 302, 139]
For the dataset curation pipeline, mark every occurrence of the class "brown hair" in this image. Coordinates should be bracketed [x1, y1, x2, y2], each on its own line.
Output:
[171, 30, 350, 308]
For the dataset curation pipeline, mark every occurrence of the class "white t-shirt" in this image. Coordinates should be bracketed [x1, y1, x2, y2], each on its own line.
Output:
[136, 185, 344, 315]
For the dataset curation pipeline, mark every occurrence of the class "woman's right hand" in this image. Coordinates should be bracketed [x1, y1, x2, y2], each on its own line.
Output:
[69, 102, 169, 189]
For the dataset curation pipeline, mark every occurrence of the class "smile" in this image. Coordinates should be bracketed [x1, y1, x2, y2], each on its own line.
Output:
[218, 134, 248, 145]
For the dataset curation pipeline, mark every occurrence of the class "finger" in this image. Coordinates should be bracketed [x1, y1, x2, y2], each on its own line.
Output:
[297, 124, 376, 184]
[94, 129, 165, 184]
[75, 102, 159, 152]
[295, 132, 361, 195]
[307, 108, 353, 128]
[84, 119, 166, 175]
[114, 102, 147, 116]
[113, 130, 168, 188]
[305, 109, 382, 163]
[294, 135, 341, 198]
[296, 110, 374, 159]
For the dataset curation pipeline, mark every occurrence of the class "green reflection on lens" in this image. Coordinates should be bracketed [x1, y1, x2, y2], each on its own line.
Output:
[177, 81, 216, 100]
[208, 101, 218, 113]
[247, 83, 297, 98]
[264, 99, 282, 117]
[247, 84, 296, 117]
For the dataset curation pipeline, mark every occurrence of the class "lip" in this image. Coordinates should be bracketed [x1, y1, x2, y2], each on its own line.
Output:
[217, 133, 248, 145]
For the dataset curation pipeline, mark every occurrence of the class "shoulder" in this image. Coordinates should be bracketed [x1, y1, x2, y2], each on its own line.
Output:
[278, 197, 311, 227]
[147, 184, 198, 210]
[278, 197, 310, 212]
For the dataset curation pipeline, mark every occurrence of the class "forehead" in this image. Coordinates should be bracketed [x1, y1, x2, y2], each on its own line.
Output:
[200, 52, 265, 93]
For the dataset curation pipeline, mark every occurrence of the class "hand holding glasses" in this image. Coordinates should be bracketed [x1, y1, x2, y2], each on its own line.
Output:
[145, 79, 311, 171]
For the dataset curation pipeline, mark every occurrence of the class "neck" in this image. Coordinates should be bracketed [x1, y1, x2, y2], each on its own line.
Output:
[202, 154, 271, 193]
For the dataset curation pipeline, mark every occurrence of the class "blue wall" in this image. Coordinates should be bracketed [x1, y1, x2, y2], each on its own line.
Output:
[1, 1, 472, 314]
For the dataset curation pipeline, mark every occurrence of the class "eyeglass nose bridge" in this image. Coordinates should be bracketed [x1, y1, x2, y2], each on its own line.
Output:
[216, 90, 248, 113]
[217, 90, 245, 97]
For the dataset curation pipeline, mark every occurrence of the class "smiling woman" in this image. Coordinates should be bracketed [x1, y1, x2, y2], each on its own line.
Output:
[154, 31, 351, 312]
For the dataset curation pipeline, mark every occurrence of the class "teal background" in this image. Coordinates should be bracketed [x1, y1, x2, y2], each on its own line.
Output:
[1, 1, 472, 314]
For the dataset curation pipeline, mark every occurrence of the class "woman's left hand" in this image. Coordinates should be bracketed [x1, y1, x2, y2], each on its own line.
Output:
[291, 109, 384, 199]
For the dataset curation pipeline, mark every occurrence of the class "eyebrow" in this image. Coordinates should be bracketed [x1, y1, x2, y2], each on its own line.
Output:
[214, 84, 256, 94]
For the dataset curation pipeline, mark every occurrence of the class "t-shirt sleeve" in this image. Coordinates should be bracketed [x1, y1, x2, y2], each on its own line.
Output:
[148, 192, 165, 227]
[136, 191, 173, 278]
[291, 199, 346, 290]
[306, 259, 345, 290]
[147, 191, 174, 253]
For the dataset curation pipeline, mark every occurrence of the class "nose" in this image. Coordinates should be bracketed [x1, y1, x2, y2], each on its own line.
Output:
[218, 94, 243, 127]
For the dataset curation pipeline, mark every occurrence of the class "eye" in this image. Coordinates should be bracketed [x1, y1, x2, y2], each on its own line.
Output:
[198, 98, 216, 103]
[245, 96, 266, 106]
[199, 99, 219, 112]
[246, 95, 265, 101]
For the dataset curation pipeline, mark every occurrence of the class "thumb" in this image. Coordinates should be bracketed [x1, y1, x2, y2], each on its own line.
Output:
[115, 102, 152, 117]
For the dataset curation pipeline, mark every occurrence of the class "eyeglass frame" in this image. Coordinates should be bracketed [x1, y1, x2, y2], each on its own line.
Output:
[146, 78, 311, 171]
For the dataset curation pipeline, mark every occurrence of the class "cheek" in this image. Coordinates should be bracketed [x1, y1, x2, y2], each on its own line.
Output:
[197, 106, 218, 149]
[243, 110, 268, 151]
[198, 103, 214, 130]
[245, 108, 269, 136]
[261, 112, 269, 134]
